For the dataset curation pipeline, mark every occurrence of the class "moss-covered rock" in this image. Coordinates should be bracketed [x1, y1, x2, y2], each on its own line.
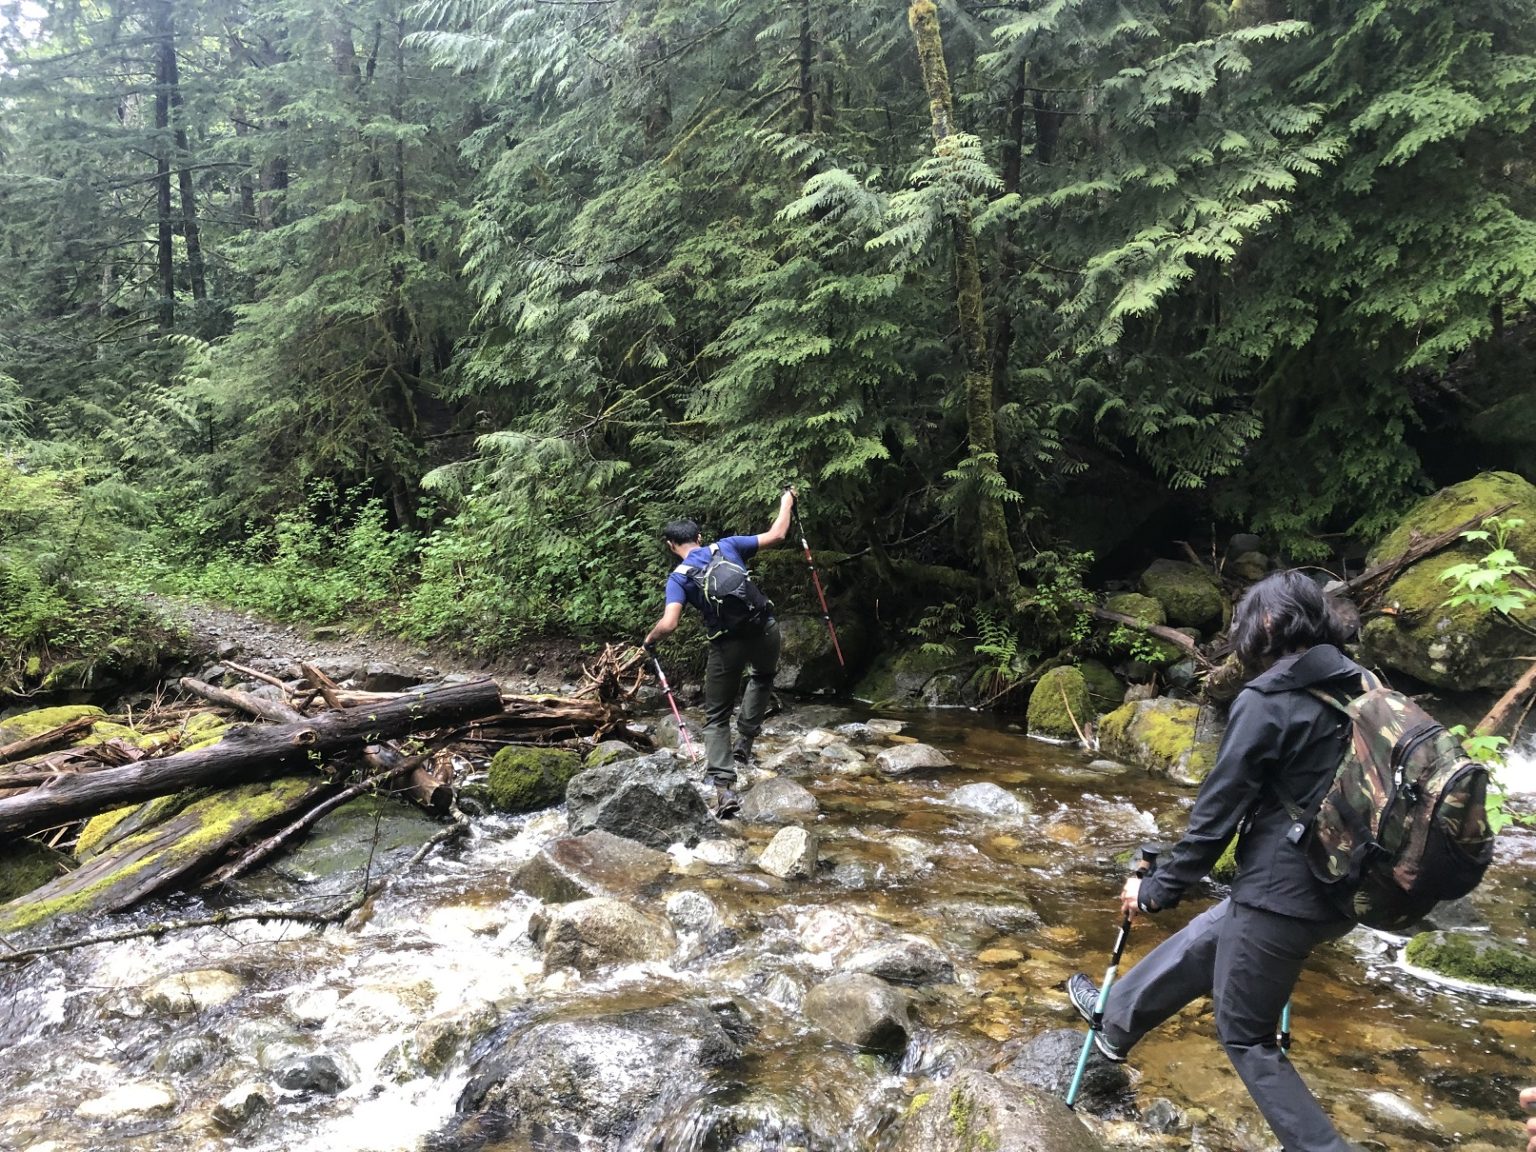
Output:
[1096, 697, 1221, 785]
[0, 704, 104, 743]
[585, 740, 640, 770]
[1099, 593, 1183, 666]
[1077, 659, 1125, 712]
[1404, 929, 1536, 993]
[1137, 559, 1223, 633]
[1210, 836, 1240, 883]
[0, 839, 71, 902]
[854, 643, 980, 709]
[1026, 667, 1089, 741]
[488, 746, 583, 813]
[1361, 471, 1536, 690]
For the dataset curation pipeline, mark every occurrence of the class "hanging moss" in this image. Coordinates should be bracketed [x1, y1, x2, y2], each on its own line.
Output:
[488, 746, 583, 813]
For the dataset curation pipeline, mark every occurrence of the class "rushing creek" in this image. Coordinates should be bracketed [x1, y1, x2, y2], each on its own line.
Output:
[2, 704, 1534, 1152]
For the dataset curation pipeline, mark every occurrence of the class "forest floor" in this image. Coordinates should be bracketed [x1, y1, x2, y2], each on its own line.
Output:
[148, 595, 597, 698]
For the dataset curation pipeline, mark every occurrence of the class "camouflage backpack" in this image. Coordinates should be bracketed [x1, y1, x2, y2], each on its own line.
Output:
[1276, 672, 1496, 931]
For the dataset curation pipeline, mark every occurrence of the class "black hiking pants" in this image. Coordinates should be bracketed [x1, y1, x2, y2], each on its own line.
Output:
[1100, 897, 1355, 1151]
[702, 618, 780, 785]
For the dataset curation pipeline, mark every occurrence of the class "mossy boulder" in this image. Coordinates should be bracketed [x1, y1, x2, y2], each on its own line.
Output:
[1026, 667, 1089, 741]
[1077, 659, 1125, 712]
[585, 740, 640, 770]
[1137, 559, 1224, 633]
[1403, 929, 1536, 993]
[1096, 697, 1221, 785]
[488, 746, 584, 813]
[1210, 835, 1240, 883]
[1360, 471, 1536, 690]
[0, 839, 71, 902]
[855, 643, 980, 709]
[1099, 593, 1182, 666]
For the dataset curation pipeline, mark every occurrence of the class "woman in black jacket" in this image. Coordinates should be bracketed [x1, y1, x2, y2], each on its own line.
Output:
[1069, 570, 1361, 1152]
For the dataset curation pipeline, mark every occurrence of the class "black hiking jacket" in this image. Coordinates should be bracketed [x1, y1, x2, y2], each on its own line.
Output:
[1137, 643, 1364, 921]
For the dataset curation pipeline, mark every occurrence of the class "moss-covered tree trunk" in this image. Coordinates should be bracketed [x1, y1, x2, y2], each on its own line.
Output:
[907, 0, 1021, 604]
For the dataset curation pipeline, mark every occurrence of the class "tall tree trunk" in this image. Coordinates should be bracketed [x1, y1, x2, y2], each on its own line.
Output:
[991, 57, 1028, 398]
[907, 1, 1021, 602]
[798, 0, 815, 133]
[151, 0, 175, 329]
[160, 2, 205, 302]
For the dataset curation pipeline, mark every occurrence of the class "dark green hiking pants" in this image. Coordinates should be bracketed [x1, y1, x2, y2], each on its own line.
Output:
[702, 618, 781, 785]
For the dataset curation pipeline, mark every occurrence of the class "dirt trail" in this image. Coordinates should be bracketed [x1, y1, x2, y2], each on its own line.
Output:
[149, 596, 590, 697]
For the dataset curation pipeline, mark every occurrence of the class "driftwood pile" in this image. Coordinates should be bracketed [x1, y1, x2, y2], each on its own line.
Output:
[0, 657, 643, 930]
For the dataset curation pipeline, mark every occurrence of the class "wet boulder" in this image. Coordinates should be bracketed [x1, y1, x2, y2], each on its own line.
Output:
[756, 825, 819, 879]
[212, 1082, 271, 1132]
[411, 1001, 502, 1076]
[803, 972, 911, 1054]
[1077, 659, 1125, 712]
[996, 1027, 1131, 1118]
[565, 751, 719, 850]
[487, 746, 583, 813]
[535, 895, 677, 974]
[1095, 698, 1221, 785]
[75, 1081, 178, 1123]
[457, 1000, 743, 1144]
[1027, 666, 1090, 741]
[1138, 558, 1223, 633]
[843, 934, 954, 986]
[739, 777, 819, 825]
[874, 742, 954, 776]
[891, 1067, 1107, 1152]
[511, 829, 672, 904]
[1360, 471, 1536, 689]
[1364, 1091, 1443, 1141]
[774, 612, 860, 695]
[948, 782, 1030, 818]
[584, 739, 640, 769]
[143, 969, 246, 1016]
[272, 1052, 351, 1096]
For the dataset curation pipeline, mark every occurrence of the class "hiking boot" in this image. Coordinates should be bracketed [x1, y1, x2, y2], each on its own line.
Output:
[710, 784, 741, 820]
[732, 736, 754, 766]
[1067, 973, 1125, 1063]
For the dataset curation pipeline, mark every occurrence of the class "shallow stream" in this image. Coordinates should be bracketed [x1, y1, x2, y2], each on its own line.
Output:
[2, 705, 1533, 1151]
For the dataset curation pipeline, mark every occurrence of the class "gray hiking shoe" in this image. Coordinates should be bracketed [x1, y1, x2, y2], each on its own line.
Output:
[710, 784, 741, 820]
[1067, 973, 1125, 1062]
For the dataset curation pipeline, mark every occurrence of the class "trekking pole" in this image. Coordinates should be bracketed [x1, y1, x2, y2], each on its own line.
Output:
[786, 486, 845, 669]
[1278, 999, 1292, 1052]
[644, 647, 698, 760]
[1066, 845, 1159, 1110]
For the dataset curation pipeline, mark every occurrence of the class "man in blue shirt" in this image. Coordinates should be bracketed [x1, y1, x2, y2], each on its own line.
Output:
[642, 488, 796, 817]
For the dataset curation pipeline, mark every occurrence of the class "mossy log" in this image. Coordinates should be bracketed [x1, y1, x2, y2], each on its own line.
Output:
[0, 679, 504, 838]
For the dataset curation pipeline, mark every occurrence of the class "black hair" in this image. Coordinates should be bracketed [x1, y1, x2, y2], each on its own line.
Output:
[1229, 569, 1342, 672]
[662, 519, 702, 546]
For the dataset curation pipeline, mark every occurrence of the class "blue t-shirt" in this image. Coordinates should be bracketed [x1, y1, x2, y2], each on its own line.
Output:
[665, 535, 760, 611]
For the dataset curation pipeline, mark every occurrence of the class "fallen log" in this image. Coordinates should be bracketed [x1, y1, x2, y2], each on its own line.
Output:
[181, 676, 305, 725]
[364, 743, 452, 814]
[0, 716, 99, 766]
[1091, 607, 1212, 667]
[1475, 659, 1536, 739]
[1344, 501, 1515, 611]
[0, 679, 504, 838]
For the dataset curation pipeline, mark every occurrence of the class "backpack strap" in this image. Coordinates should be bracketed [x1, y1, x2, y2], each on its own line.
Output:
[1270, 672, 1373, 826]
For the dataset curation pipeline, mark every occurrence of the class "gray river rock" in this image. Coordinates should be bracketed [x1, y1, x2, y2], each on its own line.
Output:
[456, 999, 744, 1144]
[565, 751, 720, 848]
[534, 895, 677, 974]
[997, 1027, 1133, 1117]
[739, 775, 820, 823]
[511, 827, 672, 903]
[802, 971, 912, 1053]
[890, 1068, 1108, 1152]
